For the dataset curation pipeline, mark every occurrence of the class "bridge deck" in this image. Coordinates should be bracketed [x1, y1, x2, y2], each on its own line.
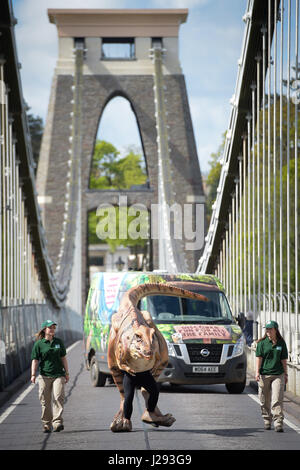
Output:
[0, 341, 300, 451]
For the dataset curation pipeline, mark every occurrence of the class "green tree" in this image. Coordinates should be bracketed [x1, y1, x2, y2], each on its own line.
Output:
[88, 140, 149, 254]
[88, 206, 149, 253]
[116, 150, 147, 189]
[232, 95, 299, 296]
[27, 112, 44, 173]
[89, 140, 147, 189]
[205, 132, 226, 224]
[204, 96, 299, 296]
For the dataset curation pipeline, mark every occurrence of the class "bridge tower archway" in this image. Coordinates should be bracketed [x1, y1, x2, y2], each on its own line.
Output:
[36, 9, 205, 311]
[89, 92, 149, 191]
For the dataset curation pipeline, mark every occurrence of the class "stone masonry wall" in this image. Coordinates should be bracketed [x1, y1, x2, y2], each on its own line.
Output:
[37, 73, 205, 308]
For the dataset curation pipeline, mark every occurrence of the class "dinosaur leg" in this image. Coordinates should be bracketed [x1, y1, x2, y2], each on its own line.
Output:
[140, 391, 176, 427]
[139, 310, 173, 421]
[110, 367, 132, 432]
[107, 322, 132, 432]
[140, 387, 175, 427]
[141, 362, 166, 417]
[139, 310, 172, 420]
[140, 369, 176, 428]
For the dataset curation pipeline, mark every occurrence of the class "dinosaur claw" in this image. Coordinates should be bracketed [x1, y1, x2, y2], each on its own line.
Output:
[141, 410, 176, 428]
[110, 413, 132, 432]
[161, 415, 176, 427]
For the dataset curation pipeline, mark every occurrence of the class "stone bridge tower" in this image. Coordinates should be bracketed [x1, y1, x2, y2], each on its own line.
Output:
[36, 9, 205, 311]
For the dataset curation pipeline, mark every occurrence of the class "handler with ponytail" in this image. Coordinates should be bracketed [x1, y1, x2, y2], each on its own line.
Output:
[31, 320, 69, 433]
[255, 320, 288, 432]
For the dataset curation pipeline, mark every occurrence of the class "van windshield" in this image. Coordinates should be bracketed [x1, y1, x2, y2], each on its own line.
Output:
[145, 291, 234, 324]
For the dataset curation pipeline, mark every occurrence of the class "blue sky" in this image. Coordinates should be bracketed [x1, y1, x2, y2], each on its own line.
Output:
[12, 0, 247, 174]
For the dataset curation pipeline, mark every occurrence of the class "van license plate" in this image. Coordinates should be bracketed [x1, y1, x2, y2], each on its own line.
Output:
[193, 366, 219, 373]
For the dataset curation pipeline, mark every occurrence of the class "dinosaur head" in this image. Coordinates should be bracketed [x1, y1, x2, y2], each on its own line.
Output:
[129, 325, 157, 362]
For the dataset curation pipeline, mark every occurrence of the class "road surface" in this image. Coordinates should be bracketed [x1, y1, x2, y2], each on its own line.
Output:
[0, 340, 299, 452]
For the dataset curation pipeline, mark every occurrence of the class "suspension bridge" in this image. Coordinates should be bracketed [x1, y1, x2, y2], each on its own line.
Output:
[0, 0, 299, 404]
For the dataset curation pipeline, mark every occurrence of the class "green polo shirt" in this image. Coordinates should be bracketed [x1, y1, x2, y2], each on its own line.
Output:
[256, 336, 288, 375]
[31, 337, 67, 377]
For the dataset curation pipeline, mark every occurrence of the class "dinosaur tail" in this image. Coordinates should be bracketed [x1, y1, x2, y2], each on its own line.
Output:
[126, 282, 208, 307]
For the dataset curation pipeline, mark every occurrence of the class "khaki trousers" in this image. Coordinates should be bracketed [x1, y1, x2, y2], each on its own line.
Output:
[258, 374, 285, 426]
[39, 376, 65, 428]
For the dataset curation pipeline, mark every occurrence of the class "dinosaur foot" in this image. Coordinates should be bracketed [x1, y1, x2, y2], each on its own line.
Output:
[141, 410, 176, 428]
[110, 412, 132, 432]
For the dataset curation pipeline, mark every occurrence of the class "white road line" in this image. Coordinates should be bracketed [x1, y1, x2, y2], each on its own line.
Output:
[0, 340, 81, 425]
[247, 393, 300, 434]
[66, 340, 82, 354]
[0, 383, 35, 424]
[136, 390, 151, 450]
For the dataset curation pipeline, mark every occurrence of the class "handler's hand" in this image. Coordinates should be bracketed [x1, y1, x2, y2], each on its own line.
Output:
[255, 373, 260, 382]
[31, 375, 36, 384]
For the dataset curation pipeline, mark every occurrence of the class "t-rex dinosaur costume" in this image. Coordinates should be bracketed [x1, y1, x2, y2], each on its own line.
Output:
[107, 282, 208, 432]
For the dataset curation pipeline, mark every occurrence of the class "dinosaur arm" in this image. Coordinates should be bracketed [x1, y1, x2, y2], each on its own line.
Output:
[120, 364, 136, 376]
[151, 330, 168, 379]
[111, 311, 122, 333]
[107, 327, 127, 404]
[107, 325, 117, 371]
[140, 310, 168, 379]
[108, 320, 136, 376]
[151, 323, 169, 379]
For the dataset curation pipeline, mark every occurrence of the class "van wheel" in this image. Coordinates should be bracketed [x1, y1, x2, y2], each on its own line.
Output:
[225, 381, 246, 394]
[90, 357, 107, 387]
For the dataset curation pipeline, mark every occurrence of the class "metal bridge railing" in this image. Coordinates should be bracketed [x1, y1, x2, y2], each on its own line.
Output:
[197, 0, 299, 363]
[0, 2, 64, 308]
[0, 0, 83, 390]
[0, 303, 82, 390]
[0, 1, 84, 308]
[0, 61, 44, 306]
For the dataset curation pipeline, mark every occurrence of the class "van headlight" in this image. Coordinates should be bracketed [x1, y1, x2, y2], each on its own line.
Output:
[167, 341, 176, 357]
[232, 335, 245, 357]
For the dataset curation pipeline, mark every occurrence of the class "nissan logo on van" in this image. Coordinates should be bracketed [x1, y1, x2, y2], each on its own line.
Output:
[200, 348, 210, 357]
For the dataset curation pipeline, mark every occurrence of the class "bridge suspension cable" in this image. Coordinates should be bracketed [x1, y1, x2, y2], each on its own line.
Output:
[151, 42, 188, 273]
[0, 4, 84, 308]
[54, 45, 83, 292]
[197, 0, 299, 364]
[0, 1, 83, 389]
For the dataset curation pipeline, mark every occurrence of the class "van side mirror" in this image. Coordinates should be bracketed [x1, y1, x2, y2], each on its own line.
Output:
[236, 312, 245, 330]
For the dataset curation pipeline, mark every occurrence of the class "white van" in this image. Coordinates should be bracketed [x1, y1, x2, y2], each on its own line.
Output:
[83, 272, 246, 393]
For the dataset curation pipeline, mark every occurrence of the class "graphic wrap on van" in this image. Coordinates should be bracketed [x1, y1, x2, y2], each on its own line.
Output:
[84, 272, 227, 353]
[84, 272, 246, 392]
[156, 323, 242, 344]
[84, 272, 154, 354]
